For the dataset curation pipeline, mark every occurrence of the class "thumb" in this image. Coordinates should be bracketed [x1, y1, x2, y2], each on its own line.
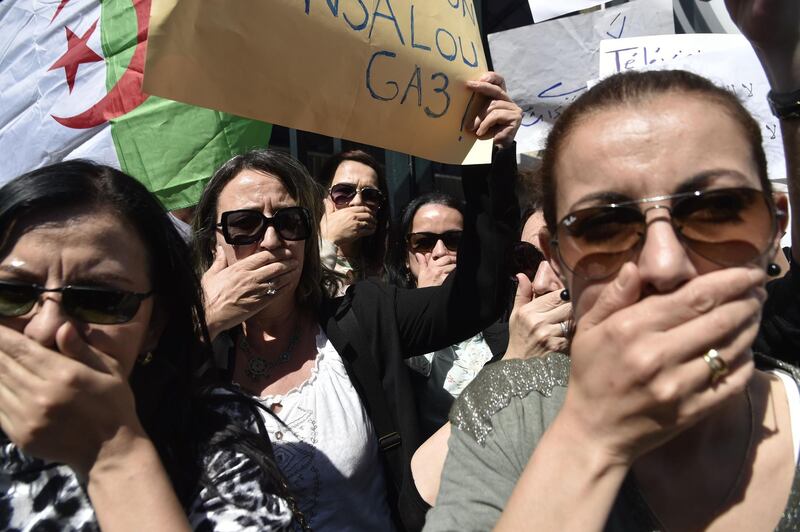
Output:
[209, 245, 228, 273]
[416, 253, 429, 269]
[513, 273, 533, 311]
[578, 262, 641, 331]
[56, 323, 118, 375]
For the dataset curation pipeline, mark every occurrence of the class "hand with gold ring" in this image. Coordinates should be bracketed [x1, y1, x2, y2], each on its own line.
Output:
[551, 263, 766, 466]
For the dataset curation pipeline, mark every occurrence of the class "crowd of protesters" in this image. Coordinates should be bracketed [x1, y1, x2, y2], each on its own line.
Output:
[0, 0, 798, 530]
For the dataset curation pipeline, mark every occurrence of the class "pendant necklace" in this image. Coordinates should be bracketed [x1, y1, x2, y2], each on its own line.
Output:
[240, 323, 301, 381]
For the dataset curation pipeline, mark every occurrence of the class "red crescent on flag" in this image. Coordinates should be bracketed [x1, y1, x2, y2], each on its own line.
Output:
[52, 0, 150, 129]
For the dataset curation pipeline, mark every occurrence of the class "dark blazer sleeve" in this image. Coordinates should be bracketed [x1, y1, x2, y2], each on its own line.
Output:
[392, 144, 519, 358]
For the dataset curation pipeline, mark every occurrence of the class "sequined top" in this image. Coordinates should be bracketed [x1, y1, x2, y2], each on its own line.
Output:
[425, 353, 800, 531]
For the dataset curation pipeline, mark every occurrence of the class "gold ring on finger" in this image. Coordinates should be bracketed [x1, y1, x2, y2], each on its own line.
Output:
[702, 348, 729, 384]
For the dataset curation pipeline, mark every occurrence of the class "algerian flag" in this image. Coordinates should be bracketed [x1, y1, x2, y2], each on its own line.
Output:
[0, 0, 271, 210]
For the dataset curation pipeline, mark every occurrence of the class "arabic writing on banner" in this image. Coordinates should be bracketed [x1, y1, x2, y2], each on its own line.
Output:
[528, 0, 607, 23]
[489, 0, 674, 154]
[599, 34, 786, 182]
[144, 0, 494, 165]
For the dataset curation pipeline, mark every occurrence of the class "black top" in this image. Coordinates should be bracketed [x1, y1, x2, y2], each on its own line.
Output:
[319, 145, 518, 531]
[755, 251, 800, 366]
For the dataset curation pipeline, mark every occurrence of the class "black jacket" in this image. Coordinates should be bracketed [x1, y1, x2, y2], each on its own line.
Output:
[319, 145, 518, 531]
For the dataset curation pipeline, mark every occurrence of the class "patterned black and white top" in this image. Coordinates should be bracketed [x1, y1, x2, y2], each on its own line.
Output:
[0, 400, 294, 531]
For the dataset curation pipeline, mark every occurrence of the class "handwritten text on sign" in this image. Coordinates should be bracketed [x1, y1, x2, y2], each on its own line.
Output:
[488, 0, 673, 154]
[599, 34, 786, 182]
[144, 0, 492, 164]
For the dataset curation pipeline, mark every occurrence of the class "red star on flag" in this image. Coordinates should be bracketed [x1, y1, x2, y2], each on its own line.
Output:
[48, 20, 103, 93]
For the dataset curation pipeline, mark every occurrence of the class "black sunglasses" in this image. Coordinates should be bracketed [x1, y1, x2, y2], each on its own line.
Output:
[406, 231, 463, 254]
[217, 207, 312, 246]
[553, 187, 780, 281]
[329, 183, 384, 209]
[0, 281, 153, 325]
[511, 241, 546, 280]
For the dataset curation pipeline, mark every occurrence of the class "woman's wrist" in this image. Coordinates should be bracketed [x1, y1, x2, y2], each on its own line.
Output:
[87, 427, 191, 532]
[753, 45, 800, 93]
[206, 316, 224, 342]
[546, 411, 634, 475]
[204, 301, 234, 342]
[498, 411, 629, 531]
[85, 423, 152, 483]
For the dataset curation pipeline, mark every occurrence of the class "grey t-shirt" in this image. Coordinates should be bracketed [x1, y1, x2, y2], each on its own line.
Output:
[424, 353, 800, 531]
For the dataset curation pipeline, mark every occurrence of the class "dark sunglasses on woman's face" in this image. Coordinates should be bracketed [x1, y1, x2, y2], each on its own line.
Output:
[217, 207, 312, 246]
[406, 231, 463, 254]
[552, 187, 781, 281]
[0, 281, 153, 324]
[511, 241, 546, 280]
[329, 183, 384, 209]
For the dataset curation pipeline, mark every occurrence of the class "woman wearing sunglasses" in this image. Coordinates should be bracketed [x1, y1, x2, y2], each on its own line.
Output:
[506, 205, 572, 359]
[193, 71, 522, 531]
[406, 201, 574, 506]
[427, 1, 800, 530]
[0, 161, 309, 530]
[319, 150, 390, 293]
[384, 192, 507, 438]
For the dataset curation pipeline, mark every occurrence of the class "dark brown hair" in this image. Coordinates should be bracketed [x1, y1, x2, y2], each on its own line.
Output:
[540, 70, 771, 232]
[193, 149, 332, 311]
[384, 192, 465, 289]
[319, 150, 391, 277]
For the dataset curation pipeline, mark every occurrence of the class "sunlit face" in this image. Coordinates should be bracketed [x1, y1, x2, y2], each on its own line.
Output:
[521, 211, 564, 297]
[549, 93, 774, 321]
[0, 208, 156, 377]
[215, 170, 305, 303]
[406, 203, 463, 282]
[329, 161, 381, 213]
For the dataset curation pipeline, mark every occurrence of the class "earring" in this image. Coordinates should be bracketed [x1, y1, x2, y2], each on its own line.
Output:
[138, 352, 154, 366]
[560, 289, 570, 301]
[767, 263, 782, 277]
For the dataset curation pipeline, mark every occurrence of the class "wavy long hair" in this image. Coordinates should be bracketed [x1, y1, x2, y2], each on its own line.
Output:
[0, 161, 308, 529]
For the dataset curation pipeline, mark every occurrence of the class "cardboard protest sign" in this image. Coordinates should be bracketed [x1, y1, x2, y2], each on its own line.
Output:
[528, 0, 607, 23]
[144, 0, 493, 165]
[599, 34, 786, 182]
[489, 0, 674, 154]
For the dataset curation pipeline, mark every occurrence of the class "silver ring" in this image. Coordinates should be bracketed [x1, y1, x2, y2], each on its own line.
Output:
[265, 281, 278, 297]
[559, 321, 569, 336]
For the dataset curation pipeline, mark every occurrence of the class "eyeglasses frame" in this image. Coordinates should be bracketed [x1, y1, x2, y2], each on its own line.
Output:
[406, 230, 463, 253]
[216, 206, 313, 245]
[0, 280, 153, 324]
[328, 183, 385, 207]
[550, 187, 783, 281]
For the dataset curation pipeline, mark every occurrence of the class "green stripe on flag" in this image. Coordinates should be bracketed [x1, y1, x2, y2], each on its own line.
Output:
[110, 96, 271, 210]
[99, 0, 271, 210]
